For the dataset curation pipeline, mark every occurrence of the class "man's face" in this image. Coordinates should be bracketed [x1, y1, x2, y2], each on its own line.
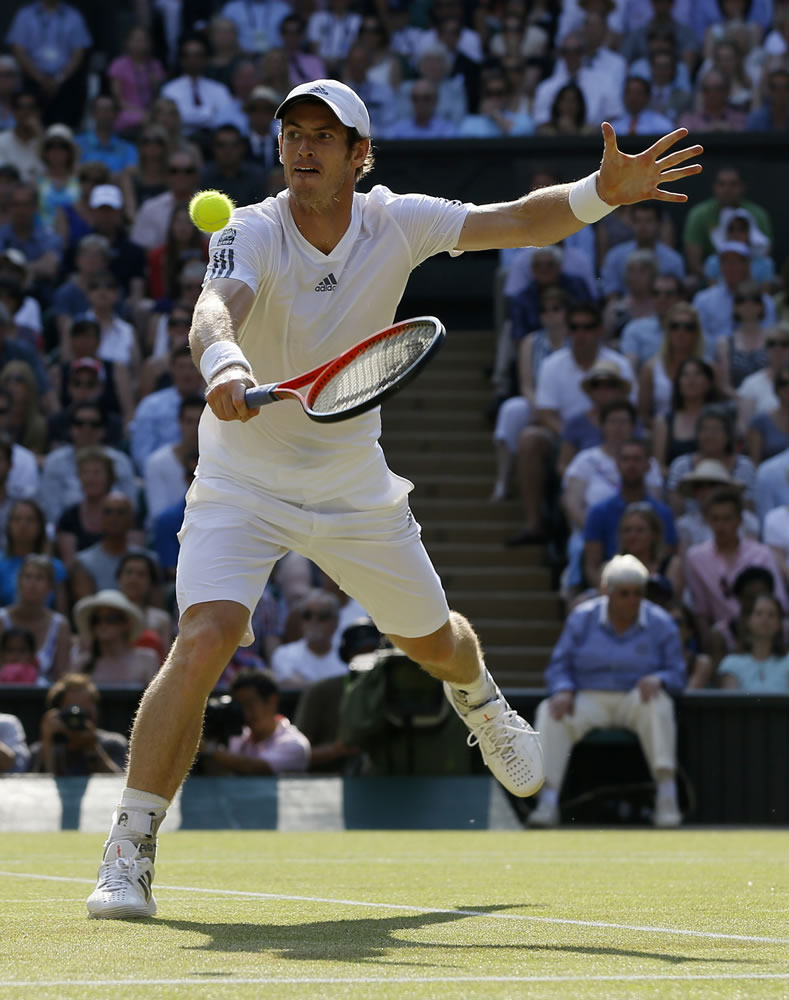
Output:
[560, 35, 584, 73]
[719, 250, 750, 288]
[568, 312, 601, 356]
[168, 156, 199, 199]
[617, 444, 649, 486]
[248, 102, 276, 135]
[77, 247, 108, 277]
[531, 253, 560, 286]
[706, 502, 740, 544]
[101, 495, 133, 536]
[232, 685, 277, 740]
[181, 42, 207, 77]
[624, 79, 650, 114]
[178, 404, 203, 447]
[701, 73, 728, 111]
[714, 170, 744, 207]
[0, 64, 19, 100]
[653, 278, 681, 316]
[9, 188, 36, 229]
[70, 407, 104, 445]
[93, 97, 117, 133]
[601, 409, 634, 449]
[607, 583, 643, 625]
[171, 355, 204, 398]
[213, 130, 244, 169]
[301, 597, 339, 646]
[12, 94, 39, 131]
[631, 207, 658, 245]
[92, 205, 121, 237]
[280, 103, 365, 209]
[584, 12, 606, 48]
[410, 85, 437, 124]
[768, 72, 789, 106]
[651, 52, 675, 85]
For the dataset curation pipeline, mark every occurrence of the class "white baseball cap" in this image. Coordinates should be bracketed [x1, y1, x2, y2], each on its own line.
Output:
[275, 80, 371, 137]
[89, 184, 123, 210]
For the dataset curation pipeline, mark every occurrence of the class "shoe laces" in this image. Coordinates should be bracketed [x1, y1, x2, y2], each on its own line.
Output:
[98, 855, 141, 891]
[466, 710, 536, 763]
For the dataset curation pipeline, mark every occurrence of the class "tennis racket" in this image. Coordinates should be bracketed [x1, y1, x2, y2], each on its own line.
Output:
[244, 316, 445, 423]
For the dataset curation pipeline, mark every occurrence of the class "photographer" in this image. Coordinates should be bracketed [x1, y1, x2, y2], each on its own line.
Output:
[199, 669, 310, 776]
[33, 673, 126, 776]
[0, 712, 31, 773]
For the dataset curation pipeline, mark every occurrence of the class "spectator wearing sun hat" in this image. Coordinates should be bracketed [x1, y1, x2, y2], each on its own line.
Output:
[72, 589, 159, 688]
[692, 241, 777, 350]
[675, 458, 760, 552]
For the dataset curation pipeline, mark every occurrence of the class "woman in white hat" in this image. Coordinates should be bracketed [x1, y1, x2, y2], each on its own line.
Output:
[38, 124, 80, 229]
[72, 590, 159, 688]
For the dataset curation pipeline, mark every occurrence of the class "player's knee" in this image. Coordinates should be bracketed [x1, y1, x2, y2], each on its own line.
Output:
[389, 623, 455, 666]
[174, 603, 248, 671]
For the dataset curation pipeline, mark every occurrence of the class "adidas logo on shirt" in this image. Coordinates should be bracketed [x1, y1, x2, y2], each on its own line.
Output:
[315, 273, 338, 292]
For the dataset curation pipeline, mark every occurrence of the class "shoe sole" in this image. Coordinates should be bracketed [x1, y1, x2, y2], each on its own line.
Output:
[87, 900, 157, 920]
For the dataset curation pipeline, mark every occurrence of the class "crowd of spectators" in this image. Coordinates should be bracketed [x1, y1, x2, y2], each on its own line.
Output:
[1, 0, 789, 803]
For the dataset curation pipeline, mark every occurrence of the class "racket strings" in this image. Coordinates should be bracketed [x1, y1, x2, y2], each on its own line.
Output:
[309, 322, 437, 413]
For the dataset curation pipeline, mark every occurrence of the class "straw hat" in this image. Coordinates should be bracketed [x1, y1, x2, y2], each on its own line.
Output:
[678, 459, 745, 496]
[580, 358, 631, 392]
[73, 589, 145, 643]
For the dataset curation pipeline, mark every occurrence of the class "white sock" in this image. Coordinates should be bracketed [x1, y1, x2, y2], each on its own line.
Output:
[538, 786, 559, 808]
[107, 787, 170, 847]
[448, 666, 497, 709]
[656, 778, 677, 802]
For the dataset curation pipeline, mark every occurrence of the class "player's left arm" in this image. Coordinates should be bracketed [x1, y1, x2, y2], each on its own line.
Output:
[455, 124, 703, 252]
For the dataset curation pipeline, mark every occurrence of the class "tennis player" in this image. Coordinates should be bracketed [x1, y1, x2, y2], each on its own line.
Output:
[87, 80, 702, 919]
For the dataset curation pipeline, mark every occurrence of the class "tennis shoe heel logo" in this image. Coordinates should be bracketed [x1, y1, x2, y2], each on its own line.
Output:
[315, 273, 337, 292]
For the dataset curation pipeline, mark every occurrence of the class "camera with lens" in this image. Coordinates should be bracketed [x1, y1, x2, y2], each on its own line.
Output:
[53, 705, 91, 744]
[202, 695, 244, 744]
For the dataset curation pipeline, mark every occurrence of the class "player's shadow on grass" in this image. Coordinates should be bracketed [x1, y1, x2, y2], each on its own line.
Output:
[155, 906, 749, 967]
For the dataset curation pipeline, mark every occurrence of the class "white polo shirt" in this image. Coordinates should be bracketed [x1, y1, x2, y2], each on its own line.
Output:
[535, 346, 635, 423]
[197, 185, 469, 509]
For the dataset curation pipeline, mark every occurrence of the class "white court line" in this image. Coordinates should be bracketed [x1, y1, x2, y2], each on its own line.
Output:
[2, 975, 789, 988]
[1, 870, 787, 945]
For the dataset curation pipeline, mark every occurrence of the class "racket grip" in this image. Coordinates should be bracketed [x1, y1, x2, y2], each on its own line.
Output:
[245, 384, 280, 408]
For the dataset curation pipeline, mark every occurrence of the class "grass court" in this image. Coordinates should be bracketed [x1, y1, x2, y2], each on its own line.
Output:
[1, 829, 787, 999]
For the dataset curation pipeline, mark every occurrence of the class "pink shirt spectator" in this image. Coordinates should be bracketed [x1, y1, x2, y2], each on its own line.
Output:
[685, 537, 787, 623]
[108, 55, 166, 133]
[228, 716, 310, 773]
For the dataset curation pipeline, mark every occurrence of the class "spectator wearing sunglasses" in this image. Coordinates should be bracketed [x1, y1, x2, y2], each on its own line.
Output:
[692, 241, 776, 350]
[714, 280, 771, 395]
[40, 401, 137, 525]
[270, 589, 348, 690]
[72, 590, 159, 688]
[130, 151, 201, 252]
[459, 72, 534, 138]
[738, 324, 789, 424]
[638, 302, 705, 428]
[746, 363, 789, 466]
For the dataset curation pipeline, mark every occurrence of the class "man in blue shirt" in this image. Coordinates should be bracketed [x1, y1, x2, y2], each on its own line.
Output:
[583, 438, 676, 587]
[76, 95, 137, 175]
[529, 555, 685, 828]
[6, 0, 91, 128]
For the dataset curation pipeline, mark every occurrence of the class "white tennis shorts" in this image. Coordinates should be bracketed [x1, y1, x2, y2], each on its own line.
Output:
[175, 476, 450, 645]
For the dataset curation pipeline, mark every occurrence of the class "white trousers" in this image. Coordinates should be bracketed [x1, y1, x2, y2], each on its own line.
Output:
[534, 689, 677, 790]
[493, 395, 531, 452]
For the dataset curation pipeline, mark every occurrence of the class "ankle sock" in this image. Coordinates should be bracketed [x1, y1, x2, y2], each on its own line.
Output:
[656, 778, 677, 802]
[538, 786, 559, 808]
[448, 666, 497, 710]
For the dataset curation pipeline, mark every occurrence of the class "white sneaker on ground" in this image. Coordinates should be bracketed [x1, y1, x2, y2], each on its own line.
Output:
[654, 799, 682, 829]
[444, 683, 544, 797]
[86, 839, 157, 919]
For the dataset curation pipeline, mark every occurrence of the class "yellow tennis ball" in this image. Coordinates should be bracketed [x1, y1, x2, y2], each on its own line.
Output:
[188, 190, 235, 233]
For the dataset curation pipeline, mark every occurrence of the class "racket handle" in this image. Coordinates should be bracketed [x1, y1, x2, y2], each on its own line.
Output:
[245, 384, 280, 408]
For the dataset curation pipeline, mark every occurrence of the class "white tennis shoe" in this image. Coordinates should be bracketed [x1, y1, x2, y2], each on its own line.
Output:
[86, 839, 157, 919]
[444, 683, 544, 797]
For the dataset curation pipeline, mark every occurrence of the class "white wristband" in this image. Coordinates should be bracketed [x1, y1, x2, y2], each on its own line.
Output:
[569, 171, 615, 224]
[199, 341, 252, 383]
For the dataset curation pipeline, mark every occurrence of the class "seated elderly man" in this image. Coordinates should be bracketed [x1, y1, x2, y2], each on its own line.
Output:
[529, 555, 685, 829]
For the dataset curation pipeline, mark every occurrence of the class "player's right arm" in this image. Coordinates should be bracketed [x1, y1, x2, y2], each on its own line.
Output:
[190, 277, 259, 422]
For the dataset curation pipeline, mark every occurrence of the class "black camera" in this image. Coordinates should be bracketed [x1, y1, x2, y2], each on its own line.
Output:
[203, 695, 244, 744]
[53, 705, 90, 744]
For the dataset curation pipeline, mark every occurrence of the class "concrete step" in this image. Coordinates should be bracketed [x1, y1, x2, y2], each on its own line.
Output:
[426, 542, 544, 568]
[410, 475, 507, 499]
[386, 386, 491, 405]
[446, 590, 562, 619]
[420, 520, 527, 545]
[382, 409, 489, 431]
[487, 664, 549, 691]
[483, 646, 551, 680]
[437, 566, 553, 590]
[389, 454, 494, 478]
[412, 498, 523, 521]
[475, 618, 563, 646]
[382, 430, 493, 451]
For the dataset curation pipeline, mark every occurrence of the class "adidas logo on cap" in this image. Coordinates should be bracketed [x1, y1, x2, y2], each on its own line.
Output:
[315, 272, 338, 292]
[309, 85, 329, 95]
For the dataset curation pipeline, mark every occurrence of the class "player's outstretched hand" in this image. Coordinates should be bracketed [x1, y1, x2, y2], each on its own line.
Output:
[597, 123, 703, 208]
[205, 366, 260, 422]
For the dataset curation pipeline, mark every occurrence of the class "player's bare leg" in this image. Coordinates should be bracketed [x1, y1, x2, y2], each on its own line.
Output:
[389, 611, 544, 796]
[87, 600, 249, 919]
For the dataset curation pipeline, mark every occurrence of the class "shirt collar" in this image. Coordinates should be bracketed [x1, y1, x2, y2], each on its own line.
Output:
[599, 594, 647, 629]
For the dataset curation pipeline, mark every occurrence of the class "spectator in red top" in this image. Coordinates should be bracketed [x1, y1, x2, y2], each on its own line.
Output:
[146, 206, 208, 302]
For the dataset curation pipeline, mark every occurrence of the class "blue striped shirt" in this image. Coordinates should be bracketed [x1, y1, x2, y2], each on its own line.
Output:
[545, 596, 686, 696]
